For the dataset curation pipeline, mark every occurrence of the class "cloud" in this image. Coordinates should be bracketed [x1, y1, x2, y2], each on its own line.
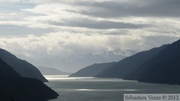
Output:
[49, 18, 150, 29]
[66, 0, 180, 18]
[0, 0, 20, 3]
[0, 0, 180, 72]
[0, 30, 179, 72]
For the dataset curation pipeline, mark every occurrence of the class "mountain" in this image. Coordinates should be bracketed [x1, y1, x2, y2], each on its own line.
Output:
[85, 49, 136, 64]
[70, 62, 116, 77]
[0, 48, 47, 82]
[38, 67, 70, 75]
[96, 39, 180, 85]
[40, 48, 136, 73]
[125, 39, 180, 84]
[96, 45, 168, 78]
[0, 58, 58, 101]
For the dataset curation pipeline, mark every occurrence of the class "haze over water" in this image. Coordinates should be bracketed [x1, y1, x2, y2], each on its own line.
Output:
[45, 75, 180, 101]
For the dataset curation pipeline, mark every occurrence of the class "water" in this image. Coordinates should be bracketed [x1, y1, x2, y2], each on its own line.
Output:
[45, 75, 180, 101]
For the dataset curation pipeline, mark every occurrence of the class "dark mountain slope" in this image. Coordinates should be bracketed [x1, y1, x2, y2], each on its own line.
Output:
[137, 55, 180, 84]
[70, 62, 116, 77]
[96, 45, 168, 78]
[125, 39, 180, 84]
[0, 49, 47, 82]
[0, 58, 58, 101]
[0, 58, 21, 78]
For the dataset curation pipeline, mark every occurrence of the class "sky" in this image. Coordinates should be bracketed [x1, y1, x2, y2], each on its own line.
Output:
[0, 0, 180, 72]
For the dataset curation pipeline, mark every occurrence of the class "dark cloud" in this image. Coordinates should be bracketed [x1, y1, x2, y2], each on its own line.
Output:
[71, 0, 180, 18]
[49, 19, 151, 29]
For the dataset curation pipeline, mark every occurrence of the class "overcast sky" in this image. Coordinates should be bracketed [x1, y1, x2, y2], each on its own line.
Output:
[0, 0, 180, 72]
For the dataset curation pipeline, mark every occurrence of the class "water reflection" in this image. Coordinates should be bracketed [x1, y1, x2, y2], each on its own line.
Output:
[44, 75, 137, 82]
[60, 88, 138, 92]
[45, 75, 180, 101]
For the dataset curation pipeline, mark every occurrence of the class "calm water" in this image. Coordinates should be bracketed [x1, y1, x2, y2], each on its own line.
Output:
[45, 75, 180, 101]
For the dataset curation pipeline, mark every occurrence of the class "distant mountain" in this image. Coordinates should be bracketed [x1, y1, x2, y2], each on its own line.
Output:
[96, 45, 168, 78]
[41, 48, 137, 73]
[0, 49, 47, 82]
[38, 67, 70, 75]
[0, 58, 58, 101]
[125, 39, 180, 84]
[70, 62, 116, 77]
[85, 49, 137, 64]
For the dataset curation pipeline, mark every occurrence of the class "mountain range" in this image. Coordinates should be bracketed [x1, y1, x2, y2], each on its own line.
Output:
[96, 45, 168, 78]
[55, 48, 137, 73]
[84, 49, 137, 64]
[71, 39, 180, 85]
